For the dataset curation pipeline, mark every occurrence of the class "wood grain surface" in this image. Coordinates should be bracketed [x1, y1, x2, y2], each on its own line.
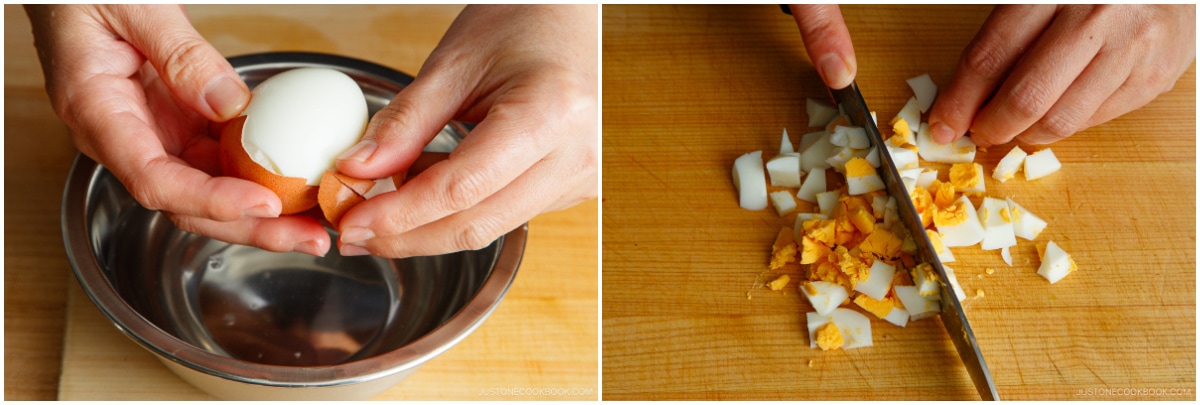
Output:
[602, 4, 1196, 400]
[4, 4, 597, 400]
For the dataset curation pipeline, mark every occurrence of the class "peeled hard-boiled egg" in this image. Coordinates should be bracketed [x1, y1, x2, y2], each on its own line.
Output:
[219, 67, 369, 214]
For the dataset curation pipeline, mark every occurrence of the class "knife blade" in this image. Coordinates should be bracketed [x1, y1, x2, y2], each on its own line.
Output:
[829, 81, 1000, 401]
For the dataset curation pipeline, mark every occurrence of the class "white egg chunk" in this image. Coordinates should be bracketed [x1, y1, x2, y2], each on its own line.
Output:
[770, 190, 797, 216]
[796, 167, 827, 203]
[943, 265, 967, 301]
[806, 312, 832, 349]
[1006, 197, 1048, 240]
[731, 151, 767, 210]
[799, 132, 834, 171]
[992, 145, 1028, 183]
[883, 307, 910, 327]
[801, 281, 849, 316]
[1024, 148, 1062, 181]
[845, 157, 885, 195]
[978, 197, 1017, 250]
[816, 190, 840, 216]
[824, 146, 857, 174]
[1037, 241, 1078, 284]
[916, 122, 977, 163]
[906, 73, 938, 113]
[853, 260, 895, 300]
[935, 195, 986, 247]
[894, 285, 940, 320]
[950, 163, 986, 195]
[830, 126, 870, 149]
[831, 308, 873, 349]
[1001, 245, 1013, 266]
[926, 229, 955, 263]
[887, 144, 920, 170]
[865, 146, 881, 168]
[807, 98, 839, 128]
[896, 97, 922, 136]
[766, 154, 802, 187]
[780, 128, 795, 154]
[916, 169, 939, 189]
[241, 67, 369, 185]
[912, 263, 941, 298]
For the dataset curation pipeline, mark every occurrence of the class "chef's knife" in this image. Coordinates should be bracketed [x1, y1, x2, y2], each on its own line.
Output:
[830, 81, 1000, 401]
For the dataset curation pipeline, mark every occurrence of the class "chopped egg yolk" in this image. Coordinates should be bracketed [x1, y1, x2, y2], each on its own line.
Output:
[801, 236, 833, 265]
[928, 180, 957, 208]
[859, 228, 902, 259]
[849, 207, 875, 234]
[985, 268, 995, 275]
[815, 323, 844, 350]
[767, 274, 790, 291]
[949, 163, 980, 189]
[933, 199, 970, 227]
[769, 227, 798, 270]
[975, 289, 985, 298]
[926, 229, 946, 253]
[844, 157, 876, 178]
[853, 294, 895, 319]
[803, 219, 837, 246]
[910, 186, 936, 228]
[889, 116, 914, 146]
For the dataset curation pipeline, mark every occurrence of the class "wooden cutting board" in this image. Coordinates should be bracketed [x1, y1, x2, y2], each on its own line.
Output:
[602, 4, 1196, 400]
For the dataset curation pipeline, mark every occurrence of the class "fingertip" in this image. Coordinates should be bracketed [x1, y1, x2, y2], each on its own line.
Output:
[292, 238, 330, 257]
[817, 53, 855, 90]
[204, 75, 250, 121]
[930, 121, 957, 145]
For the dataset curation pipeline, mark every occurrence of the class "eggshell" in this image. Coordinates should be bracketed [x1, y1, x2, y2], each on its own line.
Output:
[219, 116, 318, 214]
[317, 170, 377, 228]
[732, 151, 767, 210]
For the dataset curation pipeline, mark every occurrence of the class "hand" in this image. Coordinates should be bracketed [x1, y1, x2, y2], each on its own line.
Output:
[333, 5, 598, 258]
[788, 4, 857, 89]
[27, 5, 330, 256]
[929, 4, 1197, 147]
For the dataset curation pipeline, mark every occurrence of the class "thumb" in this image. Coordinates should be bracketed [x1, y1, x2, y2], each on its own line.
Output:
[107, 5, 249, 122]
[335, 70, 464, 179]
[789, 4, 857, 89]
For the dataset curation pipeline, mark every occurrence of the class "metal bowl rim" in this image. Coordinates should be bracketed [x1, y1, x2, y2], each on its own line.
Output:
[60, 52, 524, 387]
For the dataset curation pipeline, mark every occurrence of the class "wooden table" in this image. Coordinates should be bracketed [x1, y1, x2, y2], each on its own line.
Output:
[4, 5, 597, 400]
[602, 4, 1195, 400]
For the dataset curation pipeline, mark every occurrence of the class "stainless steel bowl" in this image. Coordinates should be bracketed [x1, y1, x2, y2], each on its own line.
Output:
[61, 52, 524, 400]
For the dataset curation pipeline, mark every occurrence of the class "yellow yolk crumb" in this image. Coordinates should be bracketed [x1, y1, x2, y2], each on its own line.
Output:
[767, 274, 790, 291]
[1036, 242, 1047, 260]
[889, 116, 914, 146]
[975, 289, 985, 298]
[999, 207, 1011, 223]
[949, 163, 980, 189]
[815, 323, 844, 350]
[853, 294, 895, 319]
[803, 219, 837, 246]
[859, 228, 903, 259]
[844, 157, 876, 179]
[1010, 205, 1022, 221]
[849, 207, 876, 234]
[928, 180, 957, 208]
[808, 360, 814, 367]
[933, 200, 970, 227]
[833, 217, 858, 246]
[834, 195, 872, 218]
[926, 229, 945, 254]
[801, 236, 833, 265]
[892, 266, 914, 289]
[769, 227, 798, 270]
[910, 187, 936, 228]
[985, 268, 995, 275]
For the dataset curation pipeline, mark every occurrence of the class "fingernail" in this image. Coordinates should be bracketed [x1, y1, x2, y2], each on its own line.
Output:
[340, 226, 375, 245]
[205, 76, 249, 120]
[339, 243, 370, 257]
[242, 203, 279, 218]
[930, 121, 956, 145]
[292, 239, 326, 257]
[337, 139, 377, 164]
[817, 53, 853, 89]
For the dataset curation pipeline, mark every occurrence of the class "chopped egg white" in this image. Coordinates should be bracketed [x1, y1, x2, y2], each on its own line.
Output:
[916, 169, 938, 189]
[816, 190, 840, 216]
[1006, 197, 1048, 240]
[732, 150, 767, 210]
[845, 158, 885, 195]
[769, 190, 797, 216]
[894, 285, 940, 320]
[807, 98, 839, 128]
[799, 131, 834, 171]
[906, 73, 938, 113]
[853, 260, 895, 300]
[1037, 241, 1077, 284]
[796, 167, 827, 203]
[896, 97, 922, 135]
[801, 280, 849, 316]
[912, 263, 941, 298]
[943, 264, 967, 301]
[1001, 245, 1013, 266]
[916, 122, 977, 164]
[830, 126, 870, 149]
[824, 145, 858, 173]
[1024, 148, 1062, 181]
[935, 195, 986, 247]
[831, 308, 873, 349]
[883, 307, 910, 327]
[992, 145, 1027, 183]
[780, 128, 795, 154]
[766, 154, 802, 187]
[978, 197, 1017, 250]
[865, 146, 881, 168]
[886, 144, 920, 170]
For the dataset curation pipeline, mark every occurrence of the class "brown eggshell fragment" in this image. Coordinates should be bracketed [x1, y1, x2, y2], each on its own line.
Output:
[218, 115, 318, 214]
[318, 170, 376, 228]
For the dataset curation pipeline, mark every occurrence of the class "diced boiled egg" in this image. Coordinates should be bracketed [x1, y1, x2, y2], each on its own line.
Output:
[934, 195, 986, 247]
[807, 98, 839, 128]
[916, 169, 938, 189]
[978, 197, 1017, 250]
[766, 154, 803, 187]
[886, 144, 920, 170]
[1037, 240, 1077, 284]
[1024, 148, 1062, 180]
[780, 128, 795, 154]
[1006, 197, 1048, 240]
[769, 190, 798, 216]
[853, 294, 894, 319]
[1001, 245, 1013, 266]
[845, 157, 886, 195]
[926, 229, 955, 263]
[800, 280, 849, 316]
[732, 151, 767, 210]
[888, 116, 916, 147]
[865, 146, 881, 168]
[896, 97, 922, 136]
[906, 73, 938, 113]
[916, 122, 977, 164]
[853, 259, 895, 300]
[831, 308, 873, 348]
[830, 126, 870, 149]
[912, 263, 941, 297]
[767, 274, 790, 291]
[796, 167, 827, 203]
[824, 146, 858, 173]
[949, 163, 986, 195]
[799, 131, 834, 171]
[883, 307, 910, 327]
[816, 190, 841, 216]
[992, 145, 1027, 183]
[894, 285, 940, 320]
[943, 264, 966, 301]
